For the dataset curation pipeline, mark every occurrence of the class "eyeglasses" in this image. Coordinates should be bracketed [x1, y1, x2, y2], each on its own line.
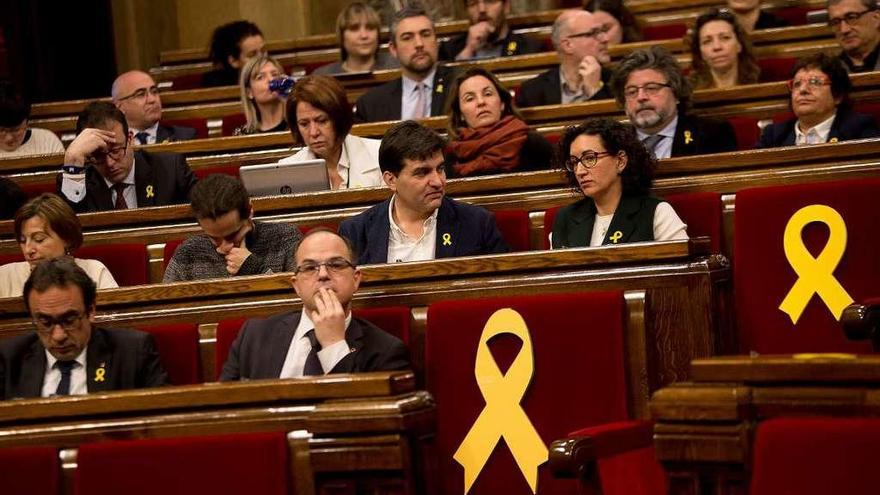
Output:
[564, 151, 613, 172]
[787, 76, 831, 91]
[87, 138, 129, 163]
[294, 257, 355, 276]
[117, 86, 160, 102]
[33, 312, 84, 333]
[567, 24, 612, 40]
[828, 9, 875, 29]
[623, 82, 671, 100]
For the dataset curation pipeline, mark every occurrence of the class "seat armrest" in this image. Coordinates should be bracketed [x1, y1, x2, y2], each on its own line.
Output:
[549, 420, 653, 479]
[841, 298, 880, 345]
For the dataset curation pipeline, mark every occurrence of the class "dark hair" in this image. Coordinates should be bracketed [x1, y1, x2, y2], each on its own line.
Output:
[190, 174, 250, 220]
[14, 193, 83, 252]
[23, 258, 97, 312]
[209, 20, 263, 70]
[378, 120, 446, 175]
[294, 226, 358, 265]
[790, 52, 852, 107]
[584, 0, 643, 43]
[75, 101, 128, 137]
[556, 118, 655, 196]
[389, 2, 433, 43]
[0, 177, 26, 220]
[0, 82, 29, 127]
[827, 0, 877, 11]
[285, 75, 353, 147]
[336, 2, 381, 62]
[611, 46, 692, 109]
[445, 66, 524, 139]
[689, 8, 760, 89]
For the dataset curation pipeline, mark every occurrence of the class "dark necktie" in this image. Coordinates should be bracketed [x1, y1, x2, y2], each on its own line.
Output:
[302, 330, 324, 376]
[113, 183, 128, 210]
[55, 361, 75, 396]
[135, 132, 150, 145]
[642, 134, 664, 157]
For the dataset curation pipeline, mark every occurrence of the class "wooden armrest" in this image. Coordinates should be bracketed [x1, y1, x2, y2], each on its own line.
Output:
[549, 420, 654, 479]
[841, 298, 880, 344]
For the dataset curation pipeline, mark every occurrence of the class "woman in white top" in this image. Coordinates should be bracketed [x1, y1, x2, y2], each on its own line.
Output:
[0, 83, 64, 158]
[0, 194, 117, 298]
[551, 118, 688, 248]
[280, 74, 382, 190]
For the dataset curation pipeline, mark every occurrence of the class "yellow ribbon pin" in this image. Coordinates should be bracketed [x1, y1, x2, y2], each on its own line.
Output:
[146, 185, 155, 198]
[454, 308, 548, 494]
[94, 366, 106, 382]
[829, 137, 839, 143]
[609, 231, 623, 244]
[436, 83, 444, 94]
[507, 41, 517, 54]
[442, 233, 452, 246]
[684, 130, 693, 145]
[778, 204, 854, 324]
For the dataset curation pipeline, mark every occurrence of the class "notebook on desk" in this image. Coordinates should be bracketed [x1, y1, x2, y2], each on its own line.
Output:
[239, 159, 329, 197]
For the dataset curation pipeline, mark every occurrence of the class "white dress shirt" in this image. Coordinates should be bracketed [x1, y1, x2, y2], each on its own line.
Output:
[401, 68, 436, 120]
[795, 113, 835, 145]
[41, 349, 88, 397]
[386, 195, 439, 263]
[636, 115, 678, 160]
[131, 122, 160, 145]
[61, 160, 138, 208]
[279, 311, 353, 378]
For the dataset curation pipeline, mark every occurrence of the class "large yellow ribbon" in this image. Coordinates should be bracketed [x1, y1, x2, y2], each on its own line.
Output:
[778, 204, 854, 324]
[453, 308, 548, 494]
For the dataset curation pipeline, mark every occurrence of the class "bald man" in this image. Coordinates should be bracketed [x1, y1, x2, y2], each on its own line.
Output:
[111, 71, 197, 145]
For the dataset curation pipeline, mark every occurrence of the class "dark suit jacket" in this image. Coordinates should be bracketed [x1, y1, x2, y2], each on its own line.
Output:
[338, 196, 510, 265]
[551, 195, 662, 248]
[757, 108, 880, 148]
[670, 113, 738, 157]
[514, 66, 612, 108]
[0, 328, 168, 400]
[56, 150, 197, 213]
[156, 123, 197, 143]
[353, 65, 456, 123]
[219, 312, 410, 380]
[439, 31, 541, 61]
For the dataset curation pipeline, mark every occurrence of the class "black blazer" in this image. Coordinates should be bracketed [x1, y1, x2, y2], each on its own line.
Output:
[353, 65, 456, 123]
[551, 195, 662, 249]
[338, 196, 510, 265]
[0, 328, 168, 400]
[156, 123, 197, 143]
[219, 312, 410, 380]
[439, 31, 542, 61]
[757, 108, 880, 148]
[670, 113, 738, 157]
[56, 150, 197, 213]
[514, 66, 612, 108]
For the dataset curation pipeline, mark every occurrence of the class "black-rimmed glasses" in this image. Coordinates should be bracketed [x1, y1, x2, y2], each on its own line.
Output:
[117, 86, 160, 102]
[33, 312, 85, 333]
[564, 151, 613, 172]
[294, 257, 355, 276]
[567, 24, 612, 40]
[623, 82, 671, 100]
[828, 9, 876, 29]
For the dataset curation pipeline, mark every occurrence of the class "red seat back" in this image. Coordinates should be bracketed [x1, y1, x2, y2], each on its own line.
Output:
[641, 24, 687, 41]
[0, 253, 21, 266]
[728, 116, 761, 150]
[163, 239, 185, 269]
[0, 446, 59, 495]
[137, 323, 201, 385]
[169, 73, 205, 91]
[494, 209, 531, 252]
[163, 118, 209, 139]
[221, 114, 247, 136]
[734, 178, 880, 354]
[20, 181, 57, 199]
[769, 6, 809, 25]
[193, 165, 241, 179]
[854, 101, 880, 124]
[74, 432, 289, 495]
[758, 57, 797, 82]
[75, 243, 149, 286]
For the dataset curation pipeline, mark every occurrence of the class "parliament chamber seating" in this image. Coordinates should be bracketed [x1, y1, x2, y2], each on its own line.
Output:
[137, 323, 201, 385]
[0, 445, 60, 495]
[76, 243, 149, 287]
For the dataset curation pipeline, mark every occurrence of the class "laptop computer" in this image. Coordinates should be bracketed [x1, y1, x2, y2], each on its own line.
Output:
[239, 159, 329, 197]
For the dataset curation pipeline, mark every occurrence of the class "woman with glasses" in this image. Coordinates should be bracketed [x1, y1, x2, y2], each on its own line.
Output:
[583, 0, 642, 45]
[445, 67, 552, 176]
[233, 55, 289, 136]
[758, 52, 879, 148]
[726, 0, 789, 32]
[0, 194, 117, 298]
[689, 9, 760, 89]
[550, 118, 687, 248]
[0, 82, 64, 158]
[314, 3, 399, 75]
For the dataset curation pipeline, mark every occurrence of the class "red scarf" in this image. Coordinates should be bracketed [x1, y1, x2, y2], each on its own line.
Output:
[448, 116, 529, 176]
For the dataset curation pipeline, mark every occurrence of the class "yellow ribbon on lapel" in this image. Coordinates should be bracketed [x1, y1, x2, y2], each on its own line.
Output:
[442, 233, 452, 246]
[146, 185, 155, 198]
[453, 308, 548, 494]
[778, 204, 853, 324]
[684, 130, 693, 144]
[609, 231, 623, 243]
[94, 366, 106, 382]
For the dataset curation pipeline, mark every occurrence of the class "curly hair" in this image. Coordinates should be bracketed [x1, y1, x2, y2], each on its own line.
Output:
[689, 8, 760, 89]
[556, 118, 655, 196]
[611, 46, 692, 110]
[790, 52, 852, 109]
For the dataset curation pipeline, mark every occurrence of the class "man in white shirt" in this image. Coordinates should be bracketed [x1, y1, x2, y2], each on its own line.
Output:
[111, 70, 197, 144]
[220, 228, 410, 380]
[0, 259, 167, 400]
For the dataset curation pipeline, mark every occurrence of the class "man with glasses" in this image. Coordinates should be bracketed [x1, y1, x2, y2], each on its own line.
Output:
[0, 259, 168, 400]
[164, 174, 303, 282]
[827, 0, 880, 73]
[758, 53, 879, 147]
[439, 0, 540, 61]
[58, 101, 196, 213]
[611, 46, 737, 158]
[515, 10, 612, 108]
[220, 228, 409, 380]
[112, 70, 196, 144]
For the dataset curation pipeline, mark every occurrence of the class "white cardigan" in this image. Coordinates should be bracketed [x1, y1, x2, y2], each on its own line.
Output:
[279, 134, 383, 189]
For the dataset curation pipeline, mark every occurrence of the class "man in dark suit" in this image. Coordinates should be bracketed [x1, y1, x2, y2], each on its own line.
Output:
[759, 52, 879, 148]
[220, 228, 410, 380]
[439, 0, 540, 61]
[611, 46, 737, 158]
[827, 0, 880, 73]
[338, 121, 508, 264]
[354, 4, 455, 123]
[112, 71, 197, 144]
[515, 10, 612, 108]
[57, 101, 197, 213]
[0, 259, 168, 400]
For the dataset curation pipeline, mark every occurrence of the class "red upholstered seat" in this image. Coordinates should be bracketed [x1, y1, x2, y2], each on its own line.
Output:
[74, 432, 289, 495]
[0, 253, 21, 266]
[641, 24, 687, 41]
[854, 101, 880, 124]
[734, 178, 880, 354]
[163, 118, 209, 139]
[215, 317, 249, 379]
[137, 323, 201, 385]
[169, 73, 205, 91]
[221, 113, 247, 136]
[758, 57, 797, 82]
[750, 418, 880, 495]
[0, 445, 59, 495]
[20, 181, 57, 199]
[425, 292, 664, 494]
[728, 116, 761, 150]
[75, 243, 149, 286]
[193, 165, 241, 179]
[163, 239, 185, 269]
[769, 6, 809, 25]
[494, 209, 530, 252]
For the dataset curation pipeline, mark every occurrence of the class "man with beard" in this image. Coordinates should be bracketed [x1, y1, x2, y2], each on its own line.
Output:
[827, 0, 880, 73]
[439, 0, 540, 61]
[112, 71, 197, 144]
[611, 46, 737, 158]
[515, 10, 613, 108]
[353, 3, 456, 123]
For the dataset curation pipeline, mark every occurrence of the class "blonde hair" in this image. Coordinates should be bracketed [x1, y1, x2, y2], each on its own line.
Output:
[238, 54, 285, 131]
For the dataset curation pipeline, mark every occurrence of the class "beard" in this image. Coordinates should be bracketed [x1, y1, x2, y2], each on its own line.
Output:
[631, 107, 667, 130]
[403, 51, 436, 77]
